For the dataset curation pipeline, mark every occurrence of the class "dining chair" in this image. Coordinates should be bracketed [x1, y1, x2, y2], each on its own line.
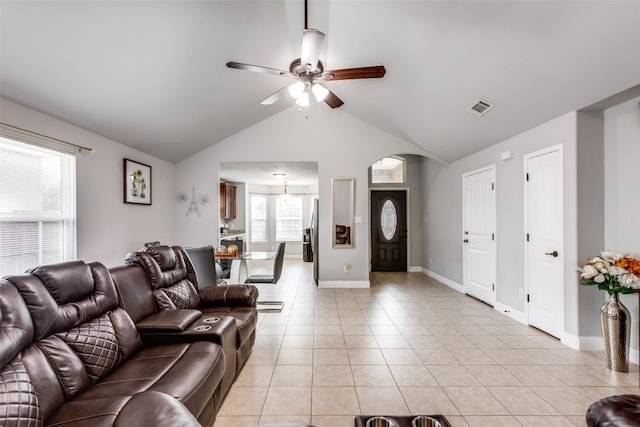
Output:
[183, 245, 226, 287]
[244, 242, 286, 284]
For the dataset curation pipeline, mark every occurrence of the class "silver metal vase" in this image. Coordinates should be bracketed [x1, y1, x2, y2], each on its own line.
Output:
[600, 293, 630, 372]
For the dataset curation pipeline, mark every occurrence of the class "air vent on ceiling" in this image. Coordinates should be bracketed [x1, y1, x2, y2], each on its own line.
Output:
[467, 99, 494, 116]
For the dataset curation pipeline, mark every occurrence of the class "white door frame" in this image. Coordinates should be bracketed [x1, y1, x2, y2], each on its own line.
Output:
[523, 143, 565, 338]
[462, 164, 497, 306]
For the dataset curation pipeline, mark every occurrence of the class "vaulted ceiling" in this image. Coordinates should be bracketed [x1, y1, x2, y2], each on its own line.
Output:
[1, 1, 639, 164]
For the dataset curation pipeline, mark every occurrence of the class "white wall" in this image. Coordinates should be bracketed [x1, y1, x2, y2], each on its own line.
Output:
[604, 96, 640, 353]
[0, 97, 176, 268]
[576, 110, 606, 337]
[175, 104, 430, 286]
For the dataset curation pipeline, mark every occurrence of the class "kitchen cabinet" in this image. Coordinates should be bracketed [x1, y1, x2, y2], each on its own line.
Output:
[220, 182, 236, 219]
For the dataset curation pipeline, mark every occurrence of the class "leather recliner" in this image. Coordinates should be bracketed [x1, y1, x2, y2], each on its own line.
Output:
[1, 260, 222, 427]
[125, 245, 259, 372]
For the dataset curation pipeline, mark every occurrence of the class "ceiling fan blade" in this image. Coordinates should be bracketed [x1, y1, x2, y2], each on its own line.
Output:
[226, 62, 289, 76]
[323, 66, 386, 81]
[300, 29, 325, 72]
[260, 86, 290, 105]
[324, 89, 344, 109]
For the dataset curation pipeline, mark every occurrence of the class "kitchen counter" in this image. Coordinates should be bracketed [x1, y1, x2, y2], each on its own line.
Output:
[220, 230, 246, 239]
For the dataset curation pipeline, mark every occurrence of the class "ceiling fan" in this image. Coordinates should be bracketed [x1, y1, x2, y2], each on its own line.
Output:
[226, 0, 386, 109]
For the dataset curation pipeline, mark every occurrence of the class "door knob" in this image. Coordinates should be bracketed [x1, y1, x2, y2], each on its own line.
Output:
[463, 239, 469, 243]
[545, 250, 559, 257]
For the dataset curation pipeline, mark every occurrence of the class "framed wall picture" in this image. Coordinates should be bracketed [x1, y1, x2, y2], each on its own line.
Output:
[123, 158, 152, 205]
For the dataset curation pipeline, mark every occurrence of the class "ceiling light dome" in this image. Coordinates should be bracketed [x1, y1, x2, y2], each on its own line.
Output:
[296, 91, 310, 107]
[288, 81, 304, 99]
[312, 83, 329, 102]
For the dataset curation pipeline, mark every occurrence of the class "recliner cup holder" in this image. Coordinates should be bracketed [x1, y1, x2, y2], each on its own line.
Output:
[194, 325, 212, 332]
[412, 416, 442, 427]
[203, 317, 220, 324]
[366, 417, 397, 427]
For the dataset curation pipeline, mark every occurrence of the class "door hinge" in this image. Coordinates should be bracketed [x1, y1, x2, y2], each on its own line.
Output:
[491, 233, 495, 241]
[491, 182, 494, 191]
[492, 283, 495, 291]
[527, 294, 530, 302]
[526, 173, 529, 181]
[526, 233, 530, 242]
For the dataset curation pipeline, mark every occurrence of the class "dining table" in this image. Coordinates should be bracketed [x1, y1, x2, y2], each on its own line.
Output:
[215, 251, 275, 283]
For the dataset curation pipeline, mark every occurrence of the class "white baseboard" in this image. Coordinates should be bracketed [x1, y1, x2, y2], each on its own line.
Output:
[408, 266, 423, 273]
[422, 268, 464, 293]
[561, 334, 639, 365]
[493, 301, 527, 325]
[318, 280, 370, 289]
[574, 335, 602, 351]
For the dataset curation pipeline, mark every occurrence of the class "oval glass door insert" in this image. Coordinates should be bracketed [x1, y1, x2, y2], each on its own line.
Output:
[380, 199, 397, 240]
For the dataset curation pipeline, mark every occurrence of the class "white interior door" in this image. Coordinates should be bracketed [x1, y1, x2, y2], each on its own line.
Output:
[463, 165, 496, 306]
[525, 144, 564, 339]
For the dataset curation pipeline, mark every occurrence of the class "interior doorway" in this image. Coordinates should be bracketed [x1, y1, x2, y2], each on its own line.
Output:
[462, 165, 496, 306]
[524, 144, 564, 339]
[370, 190, 407, 271]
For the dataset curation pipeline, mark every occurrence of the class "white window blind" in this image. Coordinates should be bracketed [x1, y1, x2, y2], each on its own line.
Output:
[0, 136, 76, 276]
[250, 194, 267, 242]
[275, 196, 302, 242]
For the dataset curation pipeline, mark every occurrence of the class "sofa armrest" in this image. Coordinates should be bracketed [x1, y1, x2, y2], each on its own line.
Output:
[114, 391, 201, 427]
[198, 285, 258, 307]
[136, 309, 201, 332]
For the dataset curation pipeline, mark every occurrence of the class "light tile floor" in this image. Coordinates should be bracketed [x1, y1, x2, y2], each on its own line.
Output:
[215, 260, 639, 427]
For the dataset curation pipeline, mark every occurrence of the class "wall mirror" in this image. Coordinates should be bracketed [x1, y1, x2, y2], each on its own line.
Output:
[332, 178, 355, 248]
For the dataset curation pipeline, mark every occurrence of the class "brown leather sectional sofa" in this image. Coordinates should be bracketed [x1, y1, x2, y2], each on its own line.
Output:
[0, 245, 258, 427]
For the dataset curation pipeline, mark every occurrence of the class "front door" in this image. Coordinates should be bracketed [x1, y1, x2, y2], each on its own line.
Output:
[371, 190, 407, 271]
[463, 165, 496, 306]
[525, 144, 564, 339]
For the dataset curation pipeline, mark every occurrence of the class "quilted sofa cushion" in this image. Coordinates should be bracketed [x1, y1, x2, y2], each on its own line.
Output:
[0, 357, 41, 426]
[126, 246, 201, 309]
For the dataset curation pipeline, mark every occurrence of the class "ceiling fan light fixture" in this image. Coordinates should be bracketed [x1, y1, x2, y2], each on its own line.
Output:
[273, 173, 286, 180]
[288, 81, 305, 99]
[312, 83, 329, 102]
[296, 91, 310, 107]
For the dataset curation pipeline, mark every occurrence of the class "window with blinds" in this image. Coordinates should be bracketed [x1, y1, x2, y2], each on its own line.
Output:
[250, 194, 267, 243]
[0, 136, 76, 276]
[275, 195, 302, 242]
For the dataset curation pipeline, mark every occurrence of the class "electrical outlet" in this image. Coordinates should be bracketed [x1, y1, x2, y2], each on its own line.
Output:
[518, 288, 524, 298]
[429, 258, 433, 265]
[344, 263, 352, 272]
